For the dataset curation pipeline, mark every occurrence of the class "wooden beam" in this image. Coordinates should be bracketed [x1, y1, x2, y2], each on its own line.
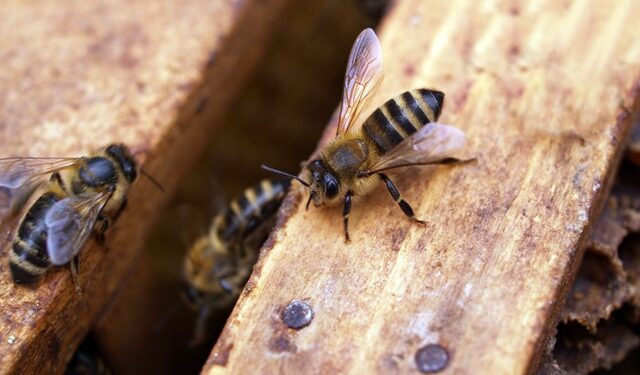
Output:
[0, 0, 287, 373]
[204, 0, 640, 374]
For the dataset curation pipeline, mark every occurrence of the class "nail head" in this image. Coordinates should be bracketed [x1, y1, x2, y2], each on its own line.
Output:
[282, 300, 314, 329]
[415, 343, 449, 373]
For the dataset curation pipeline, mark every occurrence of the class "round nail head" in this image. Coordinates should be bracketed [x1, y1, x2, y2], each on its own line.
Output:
[283, 300, 314, 329]
[415, 344, 449, 373]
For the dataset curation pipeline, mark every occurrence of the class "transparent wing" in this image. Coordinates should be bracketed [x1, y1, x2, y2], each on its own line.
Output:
[0, 184, 39, 223]
[365, 123, 468, 174]
[44, 190, 111, 266]
[0, 157, 78, 219]
[0, 157, 79, 189]
[336, 28, 384, 136]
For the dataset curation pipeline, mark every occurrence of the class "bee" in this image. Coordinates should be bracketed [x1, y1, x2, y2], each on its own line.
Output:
[263, 28, 469, 242]
[182, 178, 289, 345]
[0, 144, 138, 288]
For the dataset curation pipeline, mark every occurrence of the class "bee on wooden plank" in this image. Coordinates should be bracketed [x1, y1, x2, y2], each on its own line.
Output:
[0, 144, 145, 289]
[182, 178, 289, 345]
[263, 28, 470, 242]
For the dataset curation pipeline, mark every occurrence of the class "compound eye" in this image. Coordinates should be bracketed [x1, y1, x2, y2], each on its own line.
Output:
[80, 157, 116, 187]
[324, 174, 339, 198]
[219, 279, 234, 294]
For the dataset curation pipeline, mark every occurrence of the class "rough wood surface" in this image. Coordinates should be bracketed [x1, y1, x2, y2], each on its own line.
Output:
[204, 0, 640, 374]
[0, 0, 287, 373]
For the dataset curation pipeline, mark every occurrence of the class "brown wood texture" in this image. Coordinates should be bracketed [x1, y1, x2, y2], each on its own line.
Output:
[0, 0, 288, 373]
[205, 1, 640, 374]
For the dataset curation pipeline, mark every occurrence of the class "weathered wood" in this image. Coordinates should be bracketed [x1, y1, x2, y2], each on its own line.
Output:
[204, 0, 640, 374]
[0, 0, 288, 373]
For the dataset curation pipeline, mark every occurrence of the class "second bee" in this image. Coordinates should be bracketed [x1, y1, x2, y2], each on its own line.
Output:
[182, 178, 289, 345]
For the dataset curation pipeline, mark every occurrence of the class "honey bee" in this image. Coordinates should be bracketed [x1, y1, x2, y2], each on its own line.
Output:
[263, 28, 469, 242]
[182, 178, 289, 345]
[0, 144, 139, 288]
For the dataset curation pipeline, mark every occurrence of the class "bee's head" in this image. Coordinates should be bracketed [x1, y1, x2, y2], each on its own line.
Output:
[105, 144, 138, 183]
[260, 163, 339, 208]
[182, 237, 237, 310]
[306, 159, 340, 207]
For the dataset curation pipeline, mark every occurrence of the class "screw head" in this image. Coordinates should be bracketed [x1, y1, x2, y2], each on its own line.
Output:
[282, 300, 314, 329]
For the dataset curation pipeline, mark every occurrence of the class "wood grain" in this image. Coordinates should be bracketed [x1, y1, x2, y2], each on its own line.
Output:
[204, 0, 640, 374]
[0, 0, 287, 373]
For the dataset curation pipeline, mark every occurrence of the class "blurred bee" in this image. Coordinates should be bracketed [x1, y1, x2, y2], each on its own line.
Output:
[182, 178, 289, 345]
[263, 28, 470, 242]
[0, 144, 138, 288]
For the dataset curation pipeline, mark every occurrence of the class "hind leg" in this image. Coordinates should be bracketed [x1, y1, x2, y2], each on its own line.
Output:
[379, 174, 426, 225]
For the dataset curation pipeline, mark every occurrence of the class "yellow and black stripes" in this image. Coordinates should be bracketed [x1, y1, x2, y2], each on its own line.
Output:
[362, 89, 444, 154]
[214, 179, 290, 243]
[9, 192, 60, 284]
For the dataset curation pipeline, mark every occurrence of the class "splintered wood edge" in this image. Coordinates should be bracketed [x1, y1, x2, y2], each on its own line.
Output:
[204, 0, 640, 374]
[0, 0, 288, 373]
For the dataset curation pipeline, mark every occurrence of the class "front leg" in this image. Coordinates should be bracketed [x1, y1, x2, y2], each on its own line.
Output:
[95, 214, 111, 245]
[190, 305, 213, 347]
[379, 174, 426, 225]
[343, 190, 353, 243]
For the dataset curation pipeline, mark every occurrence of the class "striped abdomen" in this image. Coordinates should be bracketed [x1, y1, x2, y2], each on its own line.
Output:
[214, 179, 290, 243]
[362, 89, 444, 154]
[9, 192, 61, 284]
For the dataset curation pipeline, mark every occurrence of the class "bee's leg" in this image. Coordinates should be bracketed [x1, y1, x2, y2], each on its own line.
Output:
[94, 215, 111, 245]
[69, 257, 82, 294]
[343, 190, 353, 243]
[190, 306, 212, 347]
[379, 174, 426, 225]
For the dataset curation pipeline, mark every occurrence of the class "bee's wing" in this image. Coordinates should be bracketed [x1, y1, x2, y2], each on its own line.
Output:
[0, 157, 79, 219]
[336, 28, 384, 136]
[44, 190, 111, 266]
[0, 157, 79, 189]
[365, 123, 468, 174]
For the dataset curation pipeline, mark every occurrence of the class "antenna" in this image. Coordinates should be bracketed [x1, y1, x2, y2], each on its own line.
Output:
[261, 165, 310, 188]
[140, 168, 165, 193]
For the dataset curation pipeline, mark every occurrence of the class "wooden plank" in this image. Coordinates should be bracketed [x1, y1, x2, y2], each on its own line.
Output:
[204, 0, 640, 374]
[90, 1, 375, 374]
[0, 0, 288, 373]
